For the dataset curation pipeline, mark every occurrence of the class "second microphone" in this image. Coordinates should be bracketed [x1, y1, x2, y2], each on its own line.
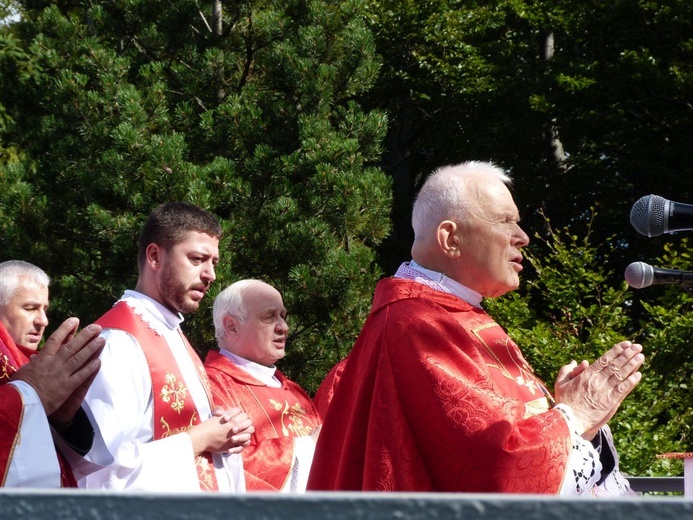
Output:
[625, 261, 693, 289]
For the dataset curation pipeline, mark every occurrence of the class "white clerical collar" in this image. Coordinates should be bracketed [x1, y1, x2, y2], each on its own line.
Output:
[408, 260, 484, 308]
[219, 349, 281, 388]
[120, 289, 184, 333]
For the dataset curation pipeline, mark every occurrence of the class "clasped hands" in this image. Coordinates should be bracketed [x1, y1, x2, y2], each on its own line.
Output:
[188, 407, 254, 457]
[554, 341, 644, 441]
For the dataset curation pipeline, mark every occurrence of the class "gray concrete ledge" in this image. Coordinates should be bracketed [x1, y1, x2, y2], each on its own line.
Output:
[2, 490, 693, 520]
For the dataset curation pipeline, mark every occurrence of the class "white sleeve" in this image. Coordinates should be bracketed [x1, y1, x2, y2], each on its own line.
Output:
[554, 404, 602, 496]
[76, 329, 200, 491]
[554, 405, 635, 497]
[280, 436, 316, 493]
[590, 424, 636, 497]
[4, 381, 61, 488]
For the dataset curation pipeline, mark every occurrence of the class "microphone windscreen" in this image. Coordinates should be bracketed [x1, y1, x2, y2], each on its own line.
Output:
[630, 195, 667, 237]
[625, 261, 653, 289]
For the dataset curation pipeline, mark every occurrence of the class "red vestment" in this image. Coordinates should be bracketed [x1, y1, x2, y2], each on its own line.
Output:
[0, 321, 24, 486]
[0, 321, 76, 487]
[307, 278, 571, 493]
[0, 385, 23, 485]
[313, 357, 347, 418]
[205, 350, 322, 491]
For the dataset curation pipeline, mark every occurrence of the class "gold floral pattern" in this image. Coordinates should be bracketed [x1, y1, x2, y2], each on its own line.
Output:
[159, 372, 188, 414]
[268, 398, 315, 437]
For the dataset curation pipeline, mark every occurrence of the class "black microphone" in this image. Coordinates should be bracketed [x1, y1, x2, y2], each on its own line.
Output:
[630, 194, 693, 237]
[625, 261, 693, 289]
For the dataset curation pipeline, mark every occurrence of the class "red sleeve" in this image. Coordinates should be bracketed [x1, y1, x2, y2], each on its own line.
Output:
[313, 358, 346, 418]
[0, 385, 23, 486]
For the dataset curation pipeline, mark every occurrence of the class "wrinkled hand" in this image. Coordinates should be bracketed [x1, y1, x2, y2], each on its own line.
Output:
[554, 341, 644, 440]
[188, 407, 254, 456]
[12, 318, 104, 423]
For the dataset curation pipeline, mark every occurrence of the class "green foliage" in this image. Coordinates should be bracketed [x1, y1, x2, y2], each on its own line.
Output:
[0, 0, 20, 24]
[362, 0, 693, 273]
[0, 0, 390, 393]
[626, 239, 693, 476]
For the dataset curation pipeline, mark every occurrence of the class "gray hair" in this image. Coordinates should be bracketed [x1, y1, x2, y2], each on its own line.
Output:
[411, 161, 512, 240]
[0, 260, 50, 306]
[213, 279, 263, 342]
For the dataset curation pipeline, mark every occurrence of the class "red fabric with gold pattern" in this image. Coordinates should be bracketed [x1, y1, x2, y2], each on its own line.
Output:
[308, 278, 571, 493]
[97, 302, 219, 491]
[205, 350, 322, 491]
[0, 318, 28, 372]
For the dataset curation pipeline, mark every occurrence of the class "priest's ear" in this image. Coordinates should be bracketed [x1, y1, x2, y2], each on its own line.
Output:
[223, 315, 239, 336]
[144, 243, 164, 271]
[437, 220, 462, 259]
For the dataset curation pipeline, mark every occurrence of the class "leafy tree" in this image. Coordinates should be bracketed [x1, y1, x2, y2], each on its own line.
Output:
[0, 0, 391, 392]
[0, 0, 20, 24]
[625, 239, 693, 477]
[362, 0, 693, 274]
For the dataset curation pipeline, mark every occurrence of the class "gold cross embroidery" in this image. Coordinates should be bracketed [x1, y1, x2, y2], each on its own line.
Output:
[160, 372, 188, 414]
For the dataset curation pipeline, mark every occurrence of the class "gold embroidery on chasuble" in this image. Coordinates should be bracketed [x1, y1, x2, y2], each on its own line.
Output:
[250, 387, 317, 438]
[0, 354, 12, 381]
[524, 397, 551, 417]
[471, 322, 553, 417]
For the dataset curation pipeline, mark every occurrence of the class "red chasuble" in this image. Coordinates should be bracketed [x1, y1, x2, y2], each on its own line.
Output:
[97, 302, 219, 491]
[307, 278, 571, 493]
[313, 356, 347, 418]
[0, 321, 77, 487]
[0, 385, 23, 486]
[205, 350, 322, 491]
[0, 321, 25, 486]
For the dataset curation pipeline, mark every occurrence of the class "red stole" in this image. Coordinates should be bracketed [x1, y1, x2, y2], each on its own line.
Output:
[0, 322, 23, 486]
[96, 302, 219, 491]
[0, 383, 23, 486]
